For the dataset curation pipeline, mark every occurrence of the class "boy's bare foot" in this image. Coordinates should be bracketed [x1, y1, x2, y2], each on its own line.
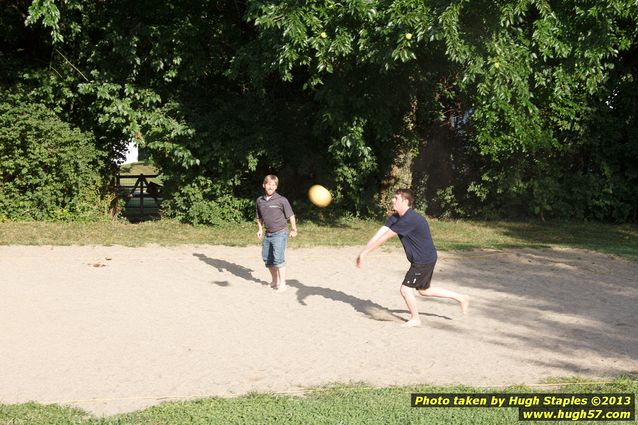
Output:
[401, 319, 421, 327]
[460, 295, 470, 314]
[276, 284, 287, 292]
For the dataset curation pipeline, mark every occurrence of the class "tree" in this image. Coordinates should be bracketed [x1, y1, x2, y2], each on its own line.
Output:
[244, 0, 638, 220]
[16, 0, 638, 222]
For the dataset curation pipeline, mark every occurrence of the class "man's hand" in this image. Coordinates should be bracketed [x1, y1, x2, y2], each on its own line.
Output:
[289, 229, 298, 238]
[257, 230, 263, 240]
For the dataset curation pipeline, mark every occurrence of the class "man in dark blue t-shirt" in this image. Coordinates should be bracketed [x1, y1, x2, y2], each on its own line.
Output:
[356, 189, 469, 327]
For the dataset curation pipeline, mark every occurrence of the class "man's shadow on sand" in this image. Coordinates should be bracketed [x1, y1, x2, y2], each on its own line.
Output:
[194, 253, 415, 323]
[286, 279, 451, 322]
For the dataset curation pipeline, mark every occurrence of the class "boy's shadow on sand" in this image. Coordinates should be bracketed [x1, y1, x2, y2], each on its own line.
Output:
[193, 253, 404, 322]
[193, 253, 270, 286]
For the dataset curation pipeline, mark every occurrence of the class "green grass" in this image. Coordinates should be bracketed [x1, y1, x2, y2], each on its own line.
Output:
[118, 161, 160, 177]
[0, 219, 636, 260]
[429, 219, 638, 259]
[1, 378, 635, 424]
[118, 161, 163, 185]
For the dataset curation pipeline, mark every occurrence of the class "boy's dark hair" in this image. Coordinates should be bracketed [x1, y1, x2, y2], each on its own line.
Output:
[395, 188, 414, 206]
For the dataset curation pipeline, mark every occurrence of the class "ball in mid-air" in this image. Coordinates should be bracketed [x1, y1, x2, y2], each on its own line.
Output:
[308, 184, 332, 208]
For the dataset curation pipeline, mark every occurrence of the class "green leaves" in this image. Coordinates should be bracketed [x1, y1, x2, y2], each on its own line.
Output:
[26, 0, 63, 43]
[0, 98, 106, 221]
[12, 0, 638, 222]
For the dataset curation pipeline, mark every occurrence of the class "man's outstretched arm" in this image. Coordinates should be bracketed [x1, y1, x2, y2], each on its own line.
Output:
[356, 226, 397, 268]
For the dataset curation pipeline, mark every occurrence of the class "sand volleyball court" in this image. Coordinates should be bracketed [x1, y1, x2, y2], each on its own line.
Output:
[1, 245, 636, 416]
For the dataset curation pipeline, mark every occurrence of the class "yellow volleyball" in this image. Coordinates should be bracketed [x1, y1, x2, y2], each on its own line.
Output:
[308, 185, 332, 208]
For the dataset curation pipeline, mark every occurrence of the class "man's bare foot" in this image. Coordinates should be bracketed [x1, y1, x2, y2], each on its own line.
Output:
[275, 284, 287, 292]
[270, 281, 277, 288]
[401, 319, 421, 327]
[460, 295, 470, 314]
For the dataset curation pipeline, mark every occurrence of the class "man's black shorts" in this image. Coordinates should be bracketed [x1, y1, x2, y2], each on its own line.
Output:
[402, 262, 436, 289]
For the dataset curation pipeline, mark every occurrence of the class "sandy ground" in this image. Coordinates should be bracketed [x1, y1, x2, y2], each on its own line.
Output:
[0, 244, 636, 416]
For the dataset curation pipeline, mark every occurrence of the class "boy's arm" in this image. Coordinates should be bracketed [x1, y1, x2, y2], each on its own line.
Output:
[289, 215, 297, 238]
[355, 226, 396, 268]
[256, 218, 264, 240]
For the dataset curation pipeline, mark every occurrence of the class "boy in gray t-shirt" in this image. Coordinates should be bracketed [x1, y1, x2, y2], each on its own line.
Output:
[256, 175, 297, 291]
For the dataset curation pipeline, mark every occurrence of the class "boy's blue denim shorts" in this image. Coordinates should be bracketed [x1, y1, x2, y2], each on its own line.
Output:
[262, 229, 288, 268]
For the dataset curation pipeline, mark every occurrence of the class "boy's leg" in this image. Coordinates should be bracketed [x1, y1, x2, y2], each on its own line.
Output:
[267, 267, 278, 287]
[263, 236, 277, 287]
[276, 266, 287, 292]
[272, 230, 288, 291]
[400, 284, 421, 327]
[417, 287, 470, 314]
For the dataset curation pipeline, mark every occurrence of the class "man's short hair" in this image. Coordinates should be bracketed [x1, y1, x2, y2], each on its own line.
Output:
[263, 174, 279, 185]
[395, 188, 414, 206]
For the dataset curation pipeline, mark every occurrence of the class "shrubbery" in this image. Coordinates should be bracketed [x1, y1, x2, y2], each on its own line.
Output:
[0, 98, 108, 221]
[160, 176, 254, 226]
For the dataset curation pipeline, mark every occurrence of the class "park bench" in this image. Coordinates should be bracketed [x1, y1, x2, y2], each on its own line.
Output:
[114, 173, 163, 221]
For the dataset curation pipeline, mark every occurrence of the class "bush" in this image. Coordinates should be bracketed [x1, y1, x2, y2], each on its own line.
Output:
[161, 176, 254, 225]
[0, 98, 107, 221]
